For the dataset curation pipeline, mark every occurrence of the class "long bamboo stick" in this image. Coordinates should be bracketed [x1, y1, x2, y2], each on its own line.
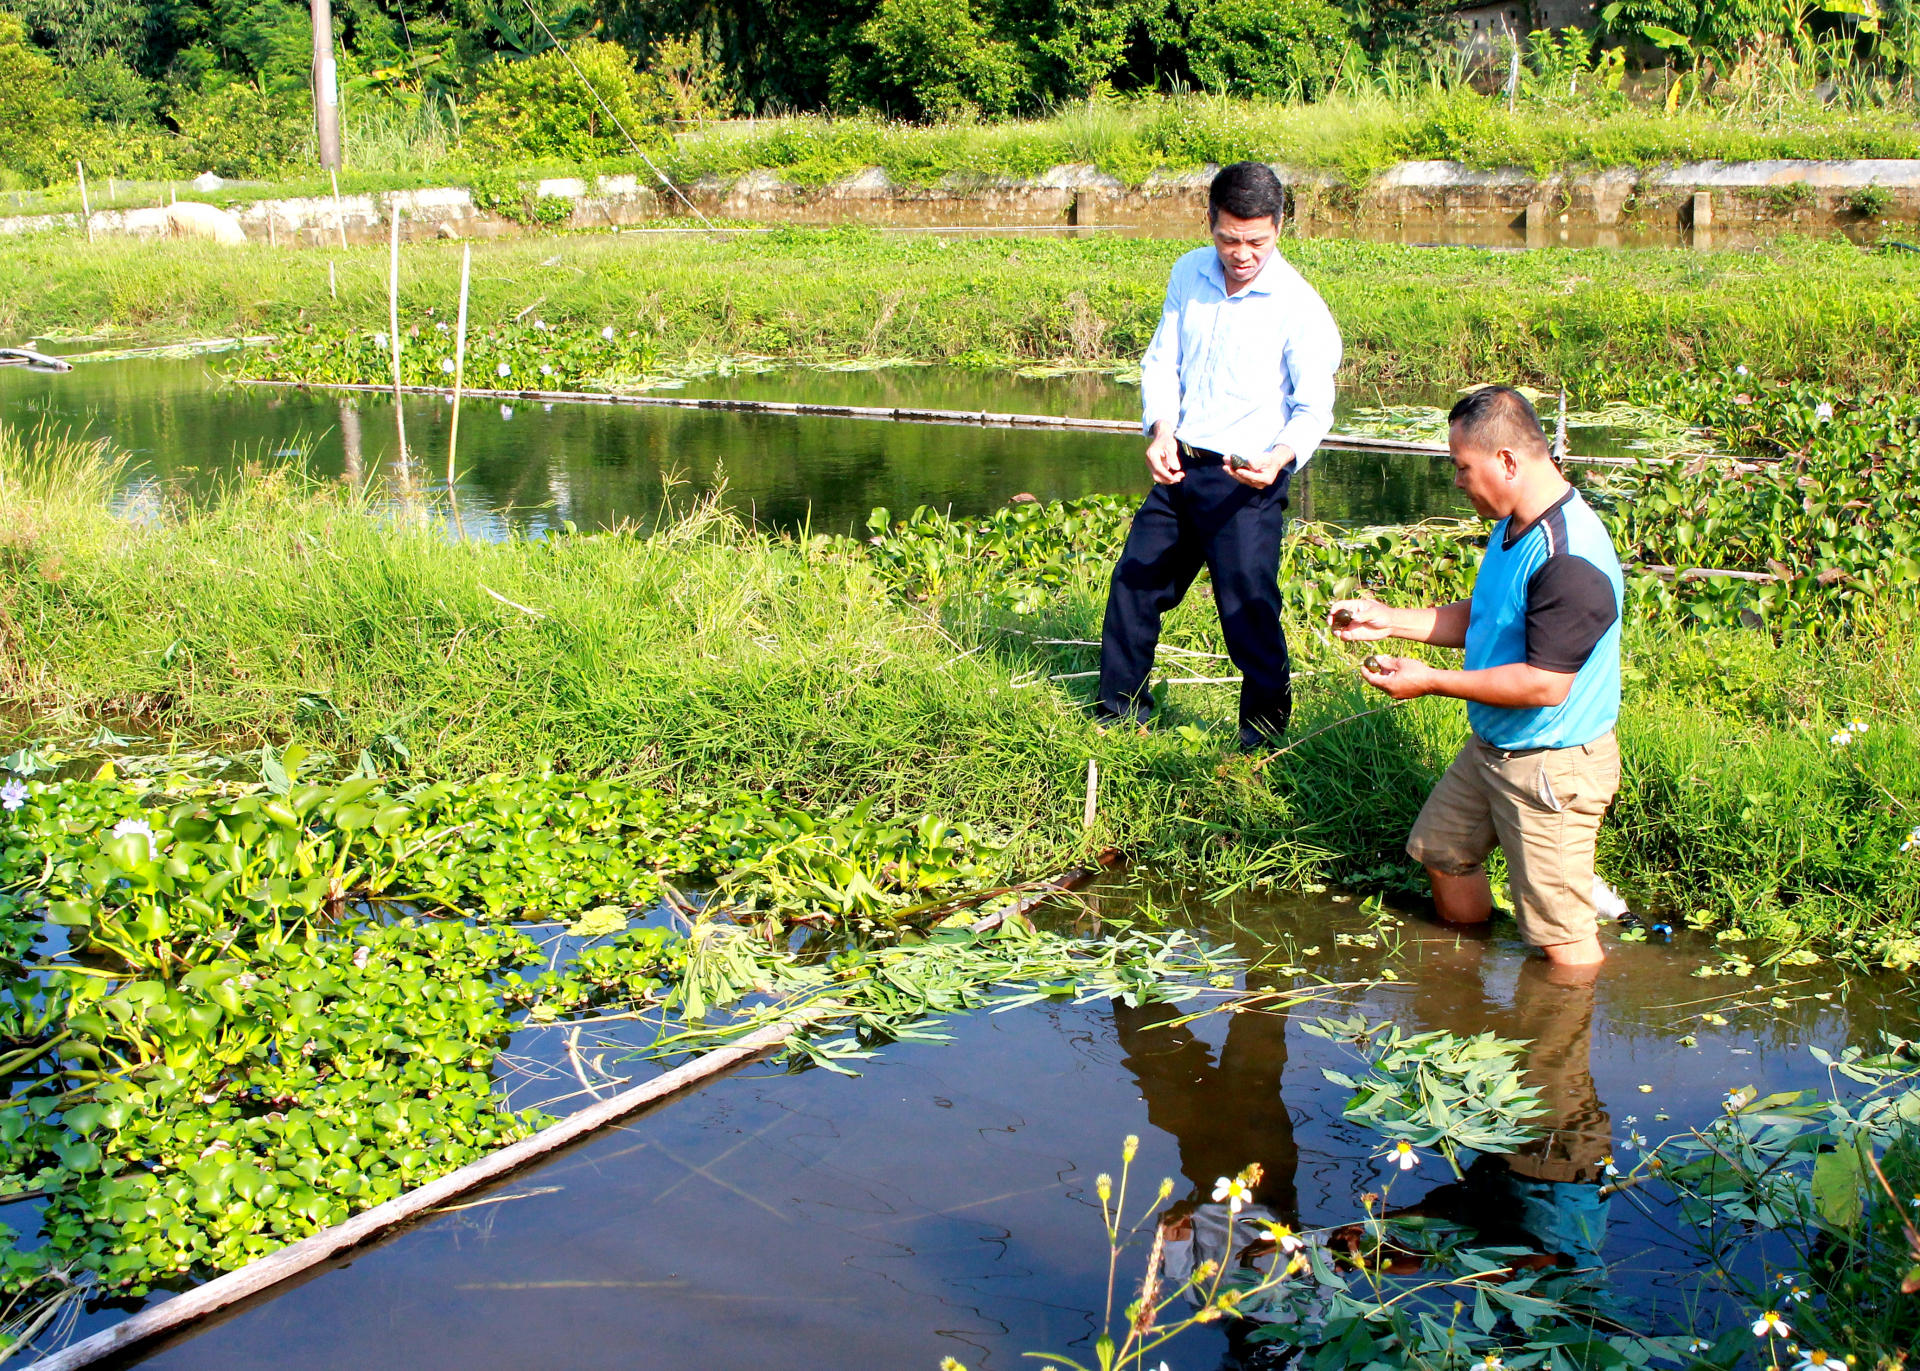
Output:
[389, 208, 409, 472]
[29, 1017, 807, 1371]
[446, 242, 470, 535]
[76, 162, 91, 244]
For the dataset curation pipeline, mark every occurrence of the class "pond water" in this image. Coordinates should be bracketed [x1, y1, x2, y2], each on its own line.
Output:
[0, 358, 1650, 537]
[54, 883, 1914, 1371]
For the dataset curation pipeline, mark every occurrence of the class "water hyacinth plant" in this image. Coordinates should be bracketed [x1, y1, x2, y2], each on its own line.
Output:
[243, 318, 663, 394]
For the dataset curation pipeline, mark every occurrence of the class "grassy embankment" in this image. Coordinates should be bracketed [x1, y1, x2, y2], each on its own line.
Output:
[7, 231, 1920, 393]
[11, 93, 1920, 221]
[2, 368, 1915, 966]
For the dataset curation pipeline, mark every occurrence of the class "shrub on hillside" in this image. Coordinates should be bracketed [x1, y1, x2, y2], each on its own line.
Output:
[1178, 0, 1351, 96]
[845, 0, 1032, 120]
[173, 83, 312, 177]
[0, 15, 86, 185]
[462, 40, 668, 160]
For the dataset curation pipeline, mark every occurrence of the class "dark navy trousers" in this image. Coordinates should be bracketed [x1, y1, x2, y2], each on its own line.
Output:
[1097, 459, 1293, 748]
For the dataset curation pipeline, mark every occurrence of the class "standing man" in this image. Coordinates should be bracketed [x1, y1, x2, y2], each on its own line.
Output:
[1331, 387, 1624, 967]
[1096, 162, 1342, 750]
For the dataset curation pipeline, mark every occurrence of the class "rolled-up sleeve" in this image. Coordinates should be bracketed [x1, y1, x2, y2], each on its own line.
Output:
[1139, 275, 1183, 438]
[1273, 298, 1342, 468]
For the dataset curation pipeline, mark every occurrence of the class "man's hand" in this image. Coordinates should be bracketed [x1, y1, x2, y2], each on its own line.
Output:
[1227, 444, 1295, 490]
[1146, 425, 1183, 485]
[1359, 654, 1434, 700]
[1328, 598, 1394, 641]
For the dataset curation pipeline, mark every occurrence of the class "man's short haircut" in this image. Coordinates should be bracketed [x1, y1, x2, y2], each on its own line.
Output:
[1209, 162, 1285, 226]
[1448, 385, 1551, 458]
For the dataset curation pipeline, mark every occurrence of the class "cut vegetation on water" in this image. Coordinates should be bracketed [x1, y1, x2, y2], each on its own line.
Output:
[3, 0, 1920, 1360]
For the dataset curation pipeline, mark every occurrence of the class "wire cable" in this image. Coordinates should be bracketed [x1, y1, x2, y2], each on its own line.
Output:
[512, 0, 717, 230]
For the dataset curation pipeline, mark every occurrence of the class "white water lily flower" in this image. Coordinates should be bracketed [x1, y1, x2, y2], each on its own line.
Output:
[1814, 401, 1834, 422]
[1752, 1310, 1790, 1338]
[1390, 1140, 1420, 1171]
[110, 816, 159, 859]
[1211, 1175, 1253, 1211]
[0, 779, 26, 811]
[440, 357, 456, 374]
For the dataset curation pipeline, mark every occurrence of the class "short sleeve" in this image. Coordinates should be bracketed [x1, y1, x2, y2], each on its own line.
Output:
[1523, 556, 1619, 673]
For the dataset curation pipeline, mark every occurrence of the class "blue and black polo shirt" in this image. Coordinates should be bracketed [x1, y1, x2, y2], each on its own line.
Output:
[1464, 490, 1623, 751]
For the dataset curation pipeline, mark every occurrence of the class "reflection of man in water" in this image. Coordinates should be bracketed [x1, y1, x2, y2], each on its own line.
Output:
[1111, 971, 1297, 1216]
[1399, 958, 1613, 1274]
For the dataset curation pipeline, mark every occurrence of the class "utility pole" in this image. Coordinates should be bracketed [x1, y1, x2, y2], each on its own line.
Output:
[311, 0, 341, 170]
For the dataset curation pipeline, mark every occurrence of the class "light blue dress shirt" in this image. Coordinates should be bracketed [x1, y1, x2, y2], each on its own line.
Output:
[1139, 246, 1343, 469]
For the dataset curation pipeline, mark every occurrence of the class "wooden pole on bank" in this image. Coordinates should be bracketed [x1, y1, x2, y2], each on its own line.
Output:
[76, 162, 92, 243]
[446, 242, 470, 535]
[389, 209, 409, 472]
[28, 1018, 808, 1371]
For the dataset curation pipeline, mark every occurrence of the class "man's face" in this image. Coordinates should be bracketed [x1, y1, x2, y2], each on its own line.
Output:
[1211, 210, 1278, 290]
[1448, 428, 1519, 519]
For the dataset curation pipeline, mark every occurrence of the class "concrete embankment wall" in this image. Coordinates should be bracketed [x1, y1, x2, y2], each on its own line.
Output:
[1, 160, 1913, 248]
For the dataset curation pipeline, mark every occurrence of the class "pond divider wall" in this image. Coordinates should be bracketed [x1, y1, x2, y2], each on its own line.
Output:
[3, 160, 1915, 248]
[33, 1017, 807, 1371]
[238, 377, 1629, 467]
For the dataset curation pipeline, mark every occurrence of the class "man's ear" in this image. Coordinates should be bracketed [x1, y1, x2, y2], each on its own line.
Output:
[1500, 447, 1522, 479]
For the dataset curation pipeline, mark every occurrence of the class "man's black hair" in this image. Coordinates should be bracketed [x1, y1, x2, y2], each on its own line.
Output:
[1448, 385, 1551, 457]
[1209, 162, 1285, 226]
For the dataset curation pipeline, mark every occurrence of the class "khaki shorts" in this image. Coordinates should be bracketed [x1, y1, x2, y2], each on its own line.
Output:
[1406, 732, 1620, 948]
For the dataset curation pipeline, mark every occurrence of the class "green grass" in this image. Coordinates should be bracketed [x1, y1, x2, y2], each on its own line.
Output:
[1, 422, 1914, 963]
[6, 230, 1920, 391]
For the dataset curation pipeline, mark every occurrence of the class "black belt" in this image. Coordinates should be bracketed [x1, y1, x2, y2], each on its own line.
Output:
[1177, 441, 1227, 467]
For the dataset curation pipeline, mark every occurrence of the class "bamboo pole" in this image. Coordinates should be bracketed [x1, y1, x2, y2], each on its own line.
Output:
[446, 242, 470, 535]
[241, 380, 1637, 463]
[389, 208, 409, 472]
[76, 162, 92, 243]
[329, 166, 348, 248]
[28, 1018, 806, 1371]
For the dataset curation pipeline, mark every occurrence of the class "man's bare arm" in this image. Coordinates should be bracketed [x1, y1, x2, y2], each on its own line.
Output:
[1329, 598, 1471, 648]
[1358, 658, 1575, 707]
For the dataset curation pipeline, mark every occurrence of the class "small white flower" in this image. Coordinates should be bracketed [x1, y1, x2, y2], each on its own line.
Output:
[110, 816, 159, 858]
[1829, 732, 1852, 747]
[1687, 1339, 1710, 1355]
[435, 321, 449, 332]
[540, 363, 554, 376]
[1814, 401, 1834, 422]
[496, 362, 511, 378]
[1848, 719, 1868, 733]
[301, 1039, 318, 1055]
[1736, 364, 1750, 376]
[352, 945, 371, 969]
[440, 358, 456, 374]
[600, 326, 616, 340]
[1793, 1351, 1839, 1371]
[542, 403, 553, 412]
[1210, 1175, 1253, 1211]
[1752, 1310, 1790, 1338]
[1902, 828, 1920, 853]
[533, 319, 547, 331]
[500, 405, 514, 420]
[235, 973, 258, 991]
[1909, 1192, 1919, 1208]
[1265, 1223, 1304, 1253]
[1472, 1357, 1504, 1371]
[1390, 1140, 1420, 1171]
[0, 779, 27, 811]
[1602, 1155, 1620, 1177]
[1623, 1130, 1647, 1151]
[374, 331, 388, 351]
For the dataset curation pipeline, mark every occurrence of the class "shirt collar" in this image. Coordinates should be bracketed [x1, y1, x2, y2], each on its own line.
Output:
[1201, 248, 1281, 298]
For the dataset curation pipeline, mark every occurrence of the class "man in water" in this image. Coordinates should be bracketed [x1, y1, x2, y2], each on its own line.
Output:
[1331, 386, 1624, 967]
[1096, 161, 1342, 749]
